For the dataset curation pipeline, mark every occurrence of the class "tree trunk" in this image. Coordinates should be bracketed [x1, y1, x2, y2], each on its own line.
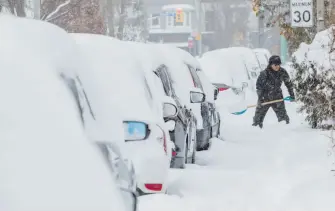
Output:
[14, 0, 26, 17]
[106, 0, 114, 36]
[117, 0, 127, 39]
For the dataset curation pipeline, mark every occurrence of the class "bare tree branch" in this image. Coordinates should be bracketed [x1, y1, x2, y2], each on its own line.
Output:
[44, 0, 71, 21]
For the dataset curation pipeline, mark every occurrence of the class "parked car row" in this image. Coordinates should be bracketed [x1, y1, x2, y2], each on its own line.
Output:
[0, 15, 221, 210]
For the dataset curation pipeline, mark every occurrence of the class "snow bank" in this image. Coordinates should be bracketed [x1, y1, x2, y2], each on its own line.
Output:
[293, 26, 335, 74]
[0, 33, 125, 211]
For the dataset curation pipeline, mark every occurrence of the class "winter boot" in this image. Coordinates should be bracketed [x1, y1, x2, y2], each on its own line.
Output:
[252, 122, 263, 129]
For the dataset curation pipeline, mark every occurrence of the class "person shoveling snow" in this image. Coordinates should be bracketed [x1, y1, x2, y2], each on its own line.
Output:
[252, 55, 295, 129]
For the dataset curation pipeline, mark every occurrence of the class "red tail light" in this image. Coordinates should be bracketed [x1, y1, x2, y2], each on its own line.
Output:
[218, 87, 229, 92]
[172, 149, 177, 157]
[145, 184, 163, 191]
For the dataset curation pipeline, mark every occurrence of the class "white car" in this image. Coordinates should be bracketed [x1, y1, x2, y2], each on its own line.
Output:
[0, 32, 135, 211]
[0, 15, 138, 209]
[199, 48, 250, 105]
[71, 33, 176, 194]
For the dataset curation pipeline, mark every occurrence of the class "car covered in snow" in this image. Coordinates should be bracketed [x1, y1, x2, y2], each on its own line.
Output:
[122, 42, 205, 168]
[199, 48, 250, 108]
[0, 15, 138, 211]
[162, 46, 221, 151]
[149, 44, 220, 153]
[71, 33, 175, 194]
[0, 24, 136, 211]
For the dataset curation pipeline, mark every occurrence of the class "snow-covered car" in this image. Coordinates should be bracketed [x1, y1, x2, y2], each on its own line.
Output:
[123, 42, 204, 168]
[71, 33, 175, 194]
[0, 33, 136, 211]
[253, 48, 272, 70]
[160, 46, 221, 151]
[146, 44, 207, 167]
[199, 48, 250, 108]
[0, 15, 138, 209]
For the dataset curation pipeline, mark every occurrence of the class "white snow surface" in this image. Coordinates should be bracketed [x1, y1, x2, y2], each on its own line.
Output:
[138, 94, 335, 211]
[0, 38, 126, 211]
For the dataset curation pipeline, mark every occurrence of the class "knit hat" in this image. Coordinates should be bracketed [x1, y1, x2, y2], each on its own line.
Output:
[269, 55, 281, 65]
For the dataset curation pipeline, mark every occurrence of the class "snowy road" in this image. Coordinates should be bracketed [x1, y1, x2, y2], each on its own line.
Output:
[139, 96, 335, 211]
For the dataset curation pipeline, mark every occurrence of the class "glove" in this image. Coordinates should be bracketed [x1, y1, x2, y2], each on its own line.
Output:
[257, 90, 265, 103]
[289, 96, 295, 102]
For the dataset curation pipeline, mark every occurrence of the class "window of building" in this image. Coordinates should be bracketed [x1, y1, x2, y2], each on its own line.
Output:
[151, 13, 160, 28]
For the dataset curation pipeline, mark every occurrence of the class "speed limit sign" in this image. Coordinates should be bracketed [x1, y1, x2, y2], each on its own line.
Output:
[290, 0, 313, 27]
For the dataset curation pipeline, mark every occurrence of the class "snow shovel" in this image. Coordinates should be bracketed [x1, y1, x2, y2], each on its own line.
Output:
[230, 96, 293, 115]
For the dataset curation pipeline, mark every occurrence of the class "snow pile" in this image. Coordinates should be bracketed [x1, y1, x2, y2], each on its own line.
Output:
[293, 26, 335, 72]
[291, 26, 335, 129]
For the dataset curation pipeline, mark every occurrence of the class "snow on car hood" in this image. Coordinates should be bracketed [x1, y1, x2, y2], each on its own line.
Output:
[0, 45, 126, 211]
[71, 33, 158, 124]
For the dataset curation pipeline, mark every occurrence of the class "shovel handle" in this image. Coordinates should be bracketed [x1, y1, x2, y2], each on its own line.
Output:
[247, 99, 285, 109]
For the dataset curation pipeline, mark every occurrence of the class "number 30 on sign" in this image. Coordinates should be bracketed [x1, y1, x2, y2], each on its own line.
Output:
[290, 0, 313, 27]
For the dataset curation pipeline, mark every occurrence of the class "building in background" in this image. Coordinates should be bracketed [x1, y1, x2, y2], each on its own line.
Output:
[143, 0, 215, 56]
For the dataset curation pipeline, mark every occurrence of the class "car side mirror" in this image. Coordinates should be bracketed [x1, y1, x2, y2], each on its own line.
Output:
[163, 102, 178, 118]
[190, 91, 205, 103]
[123, 121, 148, 141]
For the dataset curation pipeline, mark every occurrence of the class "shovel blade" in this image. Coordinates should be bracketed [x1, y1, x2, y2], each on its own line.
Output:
[227, 101, 248, 115]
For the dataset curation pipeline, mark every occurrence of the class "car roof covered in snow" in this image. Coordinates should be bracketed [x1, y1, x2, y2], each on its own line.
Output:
[71, 33, 159, 124]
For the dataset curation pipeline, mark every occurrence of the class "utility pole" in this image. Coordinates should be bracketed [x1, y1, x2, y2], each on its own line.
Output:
[258, 14, 264, 48]
[316, 0, 325, 32]
[194, 0, 202, 56]
[33, 0, 40, 19]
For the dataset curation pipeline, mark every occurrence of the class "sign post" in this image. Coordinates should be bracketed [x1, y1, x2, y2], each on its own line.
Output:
[290, 0, 314, 28]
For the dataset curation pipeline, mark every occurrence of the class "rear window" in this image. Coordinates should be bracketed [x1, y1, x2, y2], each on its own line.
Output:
[187, 64, 203, 90]
[155, 65, 173, 97]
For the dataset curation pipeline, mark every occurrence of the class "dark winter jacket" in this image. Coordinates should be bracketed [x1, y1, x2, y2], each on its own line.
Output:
[256, 66, 295, 101]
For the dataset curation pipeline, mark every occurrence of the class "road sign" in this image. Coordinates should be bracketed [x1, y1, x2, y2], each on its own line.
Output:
[290, 0, 313, 27]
